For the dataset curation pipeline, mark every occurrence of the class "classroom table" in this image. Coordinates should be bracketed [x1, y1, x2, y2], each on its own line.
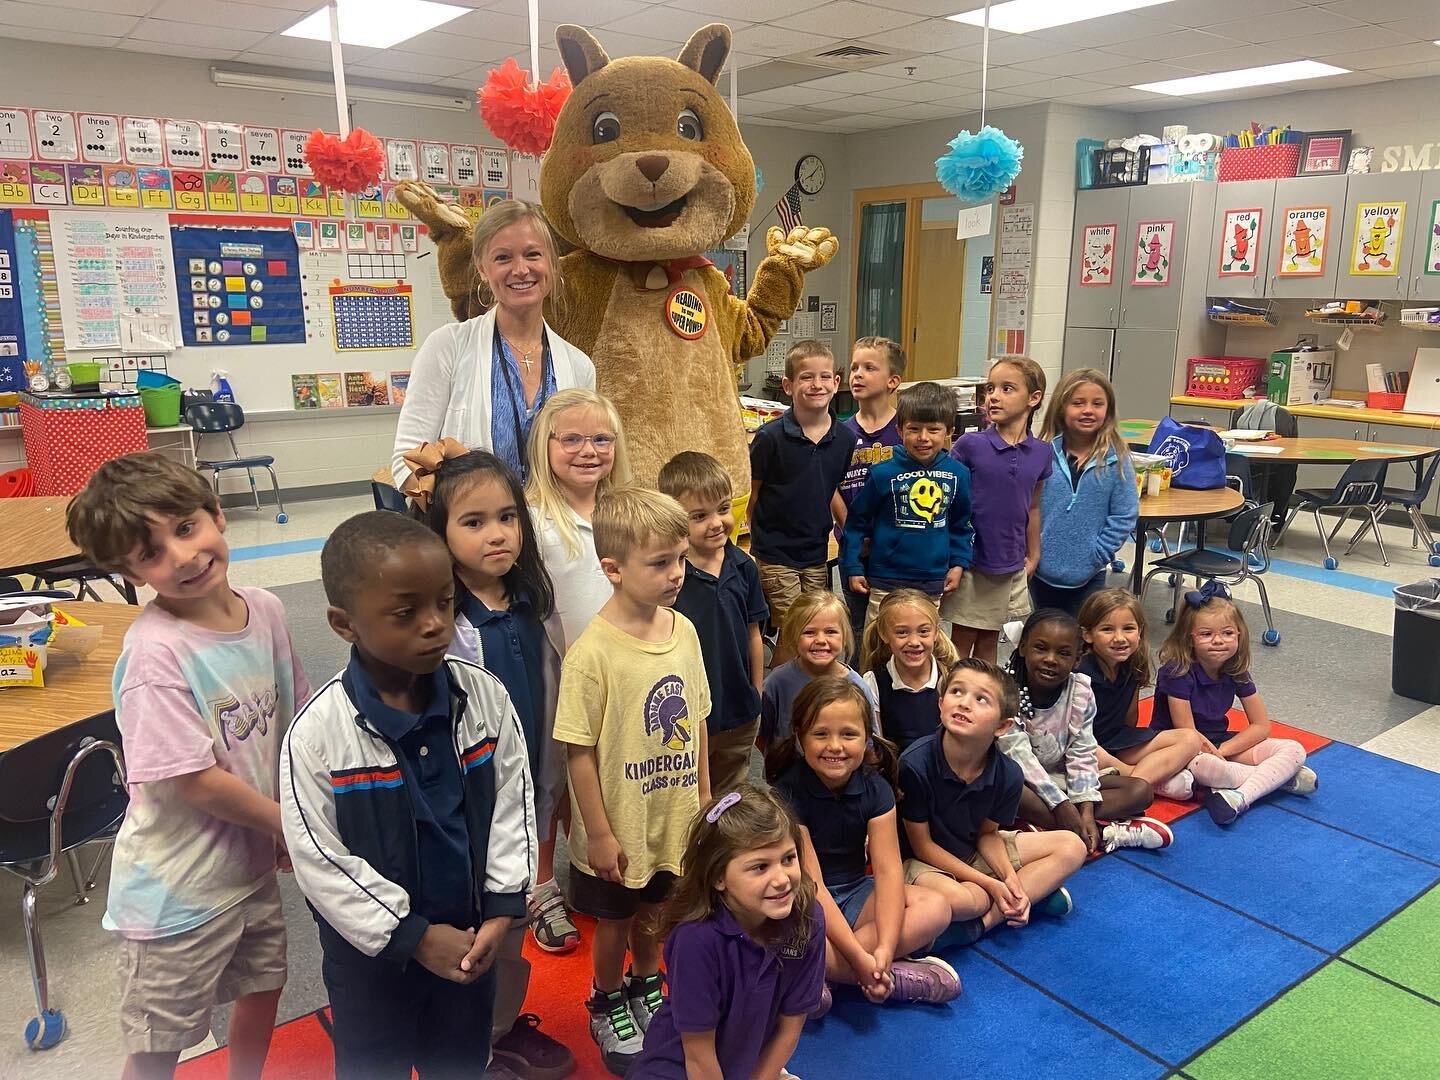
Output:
[0, 496, 81, 577]
[1119, 419, 1434, 465]
[0, 601, 141, 752]
[1130, 486, 1246, 594]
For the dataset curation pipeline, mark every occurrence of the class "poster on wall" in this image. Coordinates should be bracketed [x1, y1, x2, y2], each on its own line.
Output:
[1131, 220, 1174, 286]
[1217, 207, 1262, 276]
[169, 220, 305, 347]
[50, 210, 182, 349]
[1350, 201, 1404, 275]
[1078, 223, 1116, 285]
[1424, 201, 1440, 276]
[704, 248, 746, 298]
[0, 108, 34, 160]
[1276, 206, 1329, 277]
[0, 209, 25, 366]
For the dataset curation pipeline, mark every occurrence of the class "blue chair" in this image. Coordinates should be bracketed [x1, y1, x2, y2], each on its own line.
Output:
[185, 401, 288, 525]
[0, 716, 127, 1050]
[1355, 452, 1440, 567]
[1273, 458, 1388, 570]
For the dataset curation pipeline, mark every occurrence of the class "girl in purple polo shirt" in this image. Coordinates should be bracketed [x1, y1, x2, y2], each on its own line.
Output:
[1152, 584, 1317, 826]
[631, 785, 824, 1079]
[945, 357, 1052, 663]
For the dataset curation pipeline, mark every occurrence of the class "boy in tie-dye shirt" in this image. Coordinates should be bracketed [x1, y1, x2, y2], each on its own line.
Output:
[67, 454, 309, 1077]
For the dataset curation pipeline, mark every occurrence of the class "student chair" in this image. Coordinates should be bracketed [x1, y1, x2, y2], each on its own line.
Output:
[1273, 459, 1388, 569]
[0, 716, 128, 1050]
[1141, 501, 1280, 645]
[372, 479, 409, 514]
[185, 402, 288, 525]
[31, 563, 137, 604]
[1356, 452, 1440, 568]
[1232, 401, 1299, 536]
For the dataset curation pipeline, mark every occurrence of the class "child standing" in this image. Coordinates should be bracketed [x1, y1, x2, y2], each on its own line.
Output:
[760, 591, 877, 748]
[945, 358, 1052, 662]
[749, 340, 858, 667]
[1152, 584, 1317, 826]
[282, 512, 535, 1079]
[414, 446, 573, 1077]
[901, 659, 1088, 937]
[766, 678, 960, 1006]
[860, 589, 960, 754]
[843, 382, 973, 625]
[554, 488, 712, 1075]
[1034, 368, 1138, 616]
[1003, 610, 1174, 854]
[660, 451, 769, 796]
[66, 454, 309, 1080]
[631, 785, 825, 1079]
[837, 337, 906, 641]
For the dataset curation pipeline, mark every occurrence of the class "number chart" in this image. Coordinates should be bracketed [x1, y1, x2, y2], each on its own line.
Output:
[330, 282, 414, 351]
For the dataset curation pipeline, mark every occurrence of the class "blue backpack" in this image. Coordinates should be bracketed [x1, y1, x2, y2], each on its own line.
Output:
[1146, 417, 1227, 490]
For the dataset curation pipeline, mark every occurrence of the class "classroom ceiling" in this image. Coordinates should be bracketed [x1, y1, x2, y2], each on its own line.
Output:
[4, 0, 1440, 132]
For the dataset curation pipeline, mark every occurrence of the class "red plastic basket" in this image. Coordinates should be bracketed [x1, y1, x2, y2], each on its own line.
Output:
[1186, 356, 1267, 400]
[1217, 145, 1301, 182]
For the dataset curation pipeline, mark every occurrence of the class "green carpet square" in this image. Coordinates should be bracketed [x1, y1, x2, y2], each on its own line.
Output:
[1187, 962, 1440, 1080]
[1344, 884, 1440, 1001]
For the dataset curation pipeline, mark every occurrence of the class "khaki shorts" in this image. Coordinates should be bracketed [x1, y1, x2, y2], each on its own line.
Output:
[117, 877, 287, 1054]
[941, 568, 1032, 631]
[903, 831, 1023, 884]
[755, 560, 831, 628]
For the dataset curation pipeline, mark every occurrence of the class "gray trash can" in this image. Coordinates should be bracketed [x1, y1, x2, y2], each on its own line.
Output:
[1393, 580, 1440, 703]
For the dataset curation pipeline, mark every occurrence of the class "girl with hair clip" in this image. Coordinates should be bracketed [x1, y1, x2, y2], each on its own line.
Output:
[630, 784, 825, 1079]
[1033, 368, 1138, 617]
[760, 590, 876, 749]
[860, 589, 960, 755]
[766, 677, 960, 1007]
[1152, 583, 1317, 826]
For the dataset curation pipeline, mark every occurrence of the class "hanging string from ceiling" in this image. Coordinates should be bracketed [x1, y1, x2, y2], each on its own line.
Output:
[935, 0, 1024, 205]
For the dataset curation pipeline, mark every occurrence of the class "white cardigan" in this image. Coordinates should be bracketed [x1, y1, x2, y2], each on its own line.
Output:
[390, 307, 595, 489]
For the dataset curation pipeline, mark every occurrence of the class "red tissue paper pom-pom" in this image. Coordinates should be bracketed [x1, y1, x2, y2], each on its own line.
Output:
[305, 128, 385, 194]
[479, 57, 572, 158]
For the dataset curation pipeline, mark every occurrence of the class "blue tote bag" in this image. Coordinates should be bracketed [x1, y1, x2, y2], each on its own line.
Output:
[1146, 417, 1227, 490]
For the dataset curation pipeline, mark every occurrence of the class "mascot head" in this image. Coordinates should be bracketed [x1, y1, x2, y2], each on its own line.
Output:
[542, 23, 756, 263]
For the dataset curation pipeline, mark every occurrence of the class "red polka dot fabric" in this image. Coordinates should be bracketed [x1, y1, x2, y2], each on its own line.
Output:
[20, 399, 149, 496]
[1217, 145, 1301, 183]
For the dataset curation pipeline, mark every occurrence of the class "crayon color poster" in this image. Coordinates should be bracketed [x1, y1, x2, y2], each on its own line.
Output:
[1424, 201, 1440, 276]
[1217, 207, 1261, 276]
[1277, 206, 1329, 277]
[1350, 202, 1404, 275]
[1079, 223, 1116, 286]
[1132, 220, 1174, 286]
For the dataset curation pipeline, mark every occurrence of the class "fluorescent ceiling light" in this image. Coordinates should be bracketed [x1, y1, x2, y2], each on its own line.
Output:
[1132, 60, 1349, 96]
[948, 0, 1175, 34]
[283, 0, 467, 50]
[210, 67, 471, 111]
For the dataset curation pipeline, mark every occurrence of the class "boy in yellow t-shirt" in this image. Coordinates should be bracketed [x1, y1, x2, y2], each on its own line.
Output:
[555, 487, 711, 1075]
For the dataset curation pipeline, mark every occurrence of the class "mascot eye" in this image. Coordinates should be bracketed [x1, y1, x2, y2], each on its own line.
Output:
[592, 112, 621, 144]
[677, 108, 703, 141]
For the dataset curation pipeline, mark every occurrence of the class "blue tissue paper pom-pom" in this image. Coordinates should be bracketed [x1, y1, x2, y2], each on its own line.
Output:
[935, 126, 1024, 204]
[755, 165, 765, 196]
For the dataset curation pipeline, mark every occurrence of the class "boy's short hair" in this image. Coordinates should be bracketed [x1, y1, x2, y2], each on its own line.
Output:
[321, 510, 447, 609]
[593, 487, 688, 563]
[941, 657, 1020, 722]
[897, 381, 957, 429]
[784, 338, 834, 380]
[66, 452, 221, 572]
[657, 451, 732, 505]
[854, 336, 906, 379]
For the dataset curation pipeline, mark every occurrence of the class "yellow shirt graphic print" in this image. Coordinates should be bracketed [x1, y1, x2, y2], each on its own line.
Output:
[908, 477, 946, 523]
[890, 469, 956, 530]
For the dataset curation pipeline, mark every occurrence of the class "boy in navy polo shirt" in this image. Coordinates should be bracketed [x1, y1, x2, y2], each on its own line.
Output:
[282, 512, 535, 1079]
[661, 451, 769, 796]
[749, 339, 857, 667]
[899, 658, 1087, 939]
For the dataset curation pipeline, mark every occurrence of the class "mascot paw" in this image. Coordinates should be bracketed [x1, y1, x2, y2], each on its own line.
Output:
[766, 226, 838, 270]
[394, 179, 471, 233]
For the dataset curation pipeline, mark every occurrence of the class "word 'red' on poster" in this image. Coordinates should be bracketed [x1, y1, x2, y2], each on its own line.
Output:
[1217, 207, 1262, 276]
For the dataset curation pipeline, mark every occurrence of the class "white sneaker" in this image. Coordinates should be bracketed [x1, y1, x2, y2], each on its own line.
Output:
[1282, 766, 1318, 796]
[1102, 816, 1175, 853]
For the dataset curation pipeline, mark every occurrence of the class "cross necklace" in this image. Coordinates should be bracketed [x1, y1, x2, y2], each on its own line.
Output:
[501, 332, 542, 372]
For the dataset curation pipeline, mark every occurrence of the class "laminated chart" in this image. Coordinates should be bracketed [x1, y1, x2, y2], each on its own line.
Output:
[169, 218, 305, 346]
[329, 281, 414, 351]
[50, 210, 181, 349]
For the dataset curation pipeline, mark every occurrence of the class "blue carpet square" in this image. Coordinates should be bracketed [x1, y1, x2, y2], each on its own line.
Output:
[1119, 803, 1440, 952]
[790, 948, 1166, 1080]
[978, 857, 1322, 1064]
[1275, 743, 1440, 866]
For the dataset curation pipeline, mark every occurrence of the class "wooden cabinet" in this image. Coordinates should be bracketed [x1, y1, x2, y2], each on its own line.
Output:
[1338, 172, 1423, 300]
[1266, 174, 1348, 300]
[1207, 180, 1274, 300]
[1405, 171, 1440, 301]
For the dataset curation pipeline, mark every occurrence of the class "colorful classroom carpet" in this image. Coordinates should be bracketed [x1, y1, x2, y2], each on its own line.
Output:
[179, 716, 1440, 1080]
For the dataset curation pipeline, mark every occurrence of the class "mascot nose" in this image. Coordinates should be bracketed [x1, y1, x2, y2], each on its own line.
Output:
[636, 155, 670, 183]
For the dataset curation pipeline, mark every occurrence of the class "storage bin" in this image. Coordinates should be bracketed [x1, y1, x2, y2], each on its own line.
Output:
[1185, 356, 1268, 400]
[1217, 145, 1301, 182]
[1366, 392, 1407, 411]
[1091, 146, 1149, 188]
[19, 391, 148, 495]
[140, 384, 181, 427]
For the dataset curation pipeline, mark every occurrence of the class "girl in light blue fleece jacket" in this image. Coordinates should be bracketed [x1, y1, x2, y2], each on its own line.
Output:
[1033, 369, 1138, 616]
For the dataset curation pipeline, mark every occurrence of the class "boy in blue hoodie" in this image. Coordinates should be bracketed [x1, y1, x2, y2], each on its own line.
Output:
[843, 381, 974, 627]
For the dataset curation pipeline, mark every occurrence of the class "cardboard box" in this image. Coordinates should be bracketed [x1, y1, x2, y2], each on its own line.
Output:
[1267, 349, 1334, 406]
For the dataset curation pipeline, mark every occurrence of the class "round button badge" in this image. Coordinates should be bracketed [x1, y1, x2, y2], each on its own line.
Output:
[216, 329, 230, 342]
[207, 294, 222, 308]
[664, 285, 708, 340]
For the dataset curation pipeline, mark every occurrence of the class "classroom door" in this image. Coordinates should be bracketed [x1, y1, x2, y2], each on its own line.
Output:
[911, 223, 966, 381]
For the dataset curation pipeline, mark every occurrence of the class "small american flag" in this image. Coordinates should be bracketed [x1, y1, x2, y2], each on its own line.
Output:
[776, 184, 804, 234]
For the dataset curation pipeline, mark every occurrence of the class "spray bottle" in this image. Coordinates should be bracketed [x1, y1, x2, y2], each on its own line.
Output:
[210, 369, 235, 403]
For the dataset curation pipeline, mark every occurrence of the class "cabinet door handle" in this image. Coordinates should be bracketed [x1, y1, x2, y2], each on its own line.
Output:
[1121, 307, 1127, 324]
[1107, 306, 1114, 323]
[1270, 274, 1277, 292]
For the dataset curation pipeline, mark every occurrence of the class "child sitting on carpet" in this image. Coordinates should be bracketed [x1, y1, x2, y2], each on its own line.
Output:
[282, 512, 535, 1079]
[1151, 583, 1317, 825]
[1002, 610, 1172, 855]
[860, 588, 959, 754]
[631, 785, 825, 1078]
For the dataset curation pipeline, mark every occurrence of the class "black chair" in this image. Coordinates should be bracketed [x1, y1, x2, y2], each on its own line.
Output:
[1231, 401, 1299, 534]
[372, 479, 409, 514]
[0, 715, 127, 1050]
[185, 401, 288, 525]
[1273, 459, 1388, 569]
[1141, 502, 1280, 645]
[31, 563, 137, 604]
[1358, 452, 1440, 568]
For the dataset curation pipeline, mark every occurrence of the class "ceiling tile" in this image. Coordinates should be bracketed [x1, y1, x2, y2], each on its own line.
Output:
[1056, 87, 1161, 107]
[797, 70, 914, 95]
[1378, 15, 1440, 40]
[861, 0, 974, 14]
[1168, 0, 1309, 27]
[678, 0, 829, 20]
[148, 0, 297, 33]
[1011, 77, 1110, 100]
[756, 104, 850, 124]
[942, 35, 1071, 66]
[0, 1, 139, 35]
[241, 34, 380, 63]
[1323, 0, 1440, 20]
[358, 50, 475, 78]
[860, 18, 985, 54]
[48, 0, 154, 12]
[601, 8, 750, 41]
[1027, 13, 1186, 49]
[728, 25, 834, 58]
[0, 26, 122, 48]
[740, 115, 796, 128]
[1097, 61, 1214, 86]
[118, 39, 241, 61]
[1206, 10, 1366, 44]
[1283, 26, 1412, 59]
[394, 31, 509, 62]
[815, 114, 895, 131]
[1011, 49, 1131, 78]
[589, 29, 688, 58]
[1180, 43, 1306, 72]
[822, 93, 920, 115]
[742, 84, 840, 106]
[868, 78, 968, 102]
[784, 2, 928, 39]
[936, 66, 1037, 91]
[128, 19, 266, 50]
[872, 100, 967, 120]
[1368, 58, 1440, 80]
[734, 98, 802, 118]
[1095, 29, 1247, 63]
[1341, 42, 1440, 69]
[488, 0, 647, 23]
[865, 54, 977, 80]
[445, 9, 559, 46]
[232, 51, 343, 73]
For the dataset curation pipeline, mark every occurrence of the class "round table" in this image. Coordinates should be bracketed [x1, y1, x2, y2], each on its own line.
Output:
[0, 497, 81, 576]
[1120, 420, 1433, 464]
[1130, 485, 1246, 593]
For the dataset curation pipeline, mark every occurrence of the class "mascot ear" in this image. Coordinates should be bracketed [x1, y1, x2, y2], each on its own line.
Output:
[556, 24, 611, 87]
[677, 23, 731, 86]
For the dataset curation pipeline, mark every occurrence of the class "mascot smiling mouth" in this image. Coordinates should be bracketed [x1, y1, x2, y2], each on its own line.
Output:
[623, 195, 688, 229]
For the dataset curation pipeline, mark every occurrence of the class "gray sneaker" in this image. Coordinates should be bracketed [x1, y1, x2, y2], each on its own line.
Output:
[1282, 766, 1318, 796]
[624, 970, 666, 1032]
[587, 987, 644, 1076]
[528, 880, 580, 953]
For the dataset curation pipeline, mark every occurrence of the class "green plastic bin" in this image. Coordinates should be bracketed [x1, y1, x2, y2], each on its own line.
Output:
[140, 384, 182, 427]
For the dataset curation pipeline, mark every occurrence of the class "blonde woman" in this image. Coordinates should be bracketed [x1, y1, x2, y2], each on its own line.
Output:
[391, 200, 594, 489]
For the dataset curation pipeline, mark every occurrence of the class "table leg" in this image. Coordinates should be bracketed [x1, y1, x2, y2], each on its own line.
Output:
[1130, 525, 1148, 594]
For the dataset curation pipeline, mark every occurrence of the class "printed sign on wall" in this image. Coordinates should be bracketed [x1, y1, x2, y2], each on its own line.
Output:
[1350, 202, 1405, 275]
[1277, 206, 1329, 277]
[1132, 219, 1174, 286]
[1217, 207, 1262, 276]
[1079, 223, 1116, 286]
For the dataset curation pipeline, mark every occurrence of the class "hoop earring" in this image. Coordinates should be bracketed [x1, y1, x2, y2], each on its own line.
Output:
[475, 277, 494, 308]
